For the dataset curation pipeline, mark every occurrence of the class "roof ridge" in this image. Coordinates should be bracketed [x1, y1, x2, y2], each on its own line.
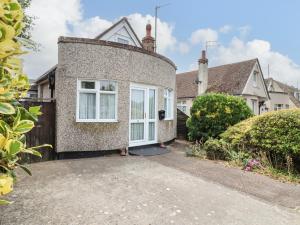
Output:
[208, 58, 257, 69]
[177, 58, 257, 75]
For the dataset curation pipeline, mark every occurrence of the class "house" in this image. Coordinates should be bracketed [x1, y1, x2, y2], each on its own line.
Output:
[176, 51, 270, 115]
[35, 18, 177, 153]
[26, 79, 38, 98]
[264, 78, 300, 111]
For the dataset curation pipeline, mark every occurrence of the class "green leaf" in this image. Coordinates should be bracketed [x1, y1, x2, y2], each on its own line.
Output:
[0, 199, 12, 205]
[9, 3, 20, 10]
[28, 144, 52, 150]
[29, 106, 42, 116]
[13, 120, 34, 134]
[19, 165, 32, 176]
[0, 102, 15, 115]
[7, 140, 22, 155]
[23, 149, 42, 158]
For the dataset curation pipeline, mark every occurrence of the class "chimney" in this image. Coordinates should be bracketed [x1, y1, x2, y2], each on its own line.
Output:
[142, 23, 155, 52]
[198, 50, 208, 95]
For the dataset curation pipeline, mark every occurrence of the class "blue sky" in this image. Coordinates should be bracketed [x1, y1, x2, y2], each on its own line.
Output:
[26, 0, 300, 86]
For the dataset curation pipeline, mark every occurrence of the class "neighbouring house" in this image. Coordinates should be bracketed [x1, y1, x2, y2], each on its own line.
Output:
[176, 51, 270, 115]
[264, 78, 300, 111]
[26, 79, 38, 98]
[35, 18, 177, 153]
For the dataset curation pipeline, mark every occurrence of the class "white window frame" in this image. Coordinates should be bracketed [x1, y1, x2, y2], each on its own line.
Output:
[252, 71, 258, 87]
[76, 79, 118, 123]
[177, 100, 187, 113]
[274, 104, 284, 111]
[117, 37, 129, 45]
[164, 88, 174, 120]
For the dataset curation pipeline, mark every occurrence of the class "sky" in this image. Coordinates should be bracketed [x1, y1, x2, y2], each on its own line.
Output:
[24, 0, 300, 87]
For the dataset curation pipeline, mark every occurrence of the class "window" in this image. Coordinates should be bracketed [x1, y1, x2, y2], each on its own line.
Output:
[177, 100, 187, 113]
[117, 37, 129, 45]
[164, 88, 174, 120]
[274, 104, 284, 111]
[251, 99, 258, 114]
[285, 104, 289, 109]
[253, 71, 258, 87]
[77, 80, 117, 122]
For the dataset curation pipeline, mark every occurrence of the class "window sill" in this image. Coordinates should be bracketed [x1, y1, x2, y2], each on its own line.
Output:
[76, 119, 119, 123]
[164, 118, 174, 121]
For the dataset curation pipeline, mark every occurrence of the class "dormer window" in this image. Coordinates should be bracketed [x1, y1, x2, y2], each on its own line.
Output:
[117, 37, 129, 45]
[253, 71, 258, 87]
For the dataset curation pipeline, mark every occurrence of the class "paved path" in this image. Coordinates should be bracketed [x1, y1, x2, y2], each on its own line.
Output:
[0, 143, 300, 225]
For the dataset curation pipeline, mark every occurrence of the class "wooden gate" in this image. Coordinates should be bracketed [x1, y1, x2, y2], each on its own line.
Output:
[177, 109, 189, 140]
[20, 100, 56, 163]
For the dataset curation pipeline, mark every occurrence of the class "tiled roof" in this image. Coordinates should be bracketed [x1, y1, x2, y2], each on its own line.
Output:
[176, 59, 257, 98]
[265, 78, 300, 107]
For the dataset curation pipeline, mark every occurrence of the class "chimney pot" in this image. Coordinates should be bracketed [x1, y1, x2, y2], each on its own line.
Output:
[199, 50, 208, 64]
[142, 23, 155, 52]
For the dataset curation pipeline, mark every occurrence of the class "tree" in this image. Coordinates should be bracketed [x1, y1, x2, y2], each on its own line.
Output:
[0, 0, 50, 205]
[17, 0, 38, 51]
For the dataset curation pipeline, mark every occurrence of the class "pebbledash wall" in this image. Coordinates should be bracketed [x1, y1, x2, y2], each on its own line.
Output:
[55, 37, 177, 152]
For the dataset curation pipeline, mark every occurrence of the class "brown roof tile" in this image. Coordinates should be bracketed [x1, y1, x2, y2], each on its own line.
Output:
[176, 59, 257, 98]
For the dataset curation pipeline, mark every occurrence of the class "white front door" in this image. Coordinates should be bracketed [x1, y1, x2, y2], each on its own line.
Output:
[129, 84, 157, 147]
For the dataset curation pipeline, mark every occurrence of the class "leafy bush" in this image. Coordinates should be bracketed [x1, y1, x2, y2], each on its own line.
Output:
[202, 138, 228, 160]
[0, 0, 51, 205]
[186, 93, 253, 141]
[221, 109, 300, 173]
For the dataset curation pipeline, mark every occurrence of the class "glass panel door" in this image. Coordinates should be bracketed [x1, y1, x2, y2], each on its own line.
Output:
[130, 88, 145, 142]
[130, 85, 157, 146]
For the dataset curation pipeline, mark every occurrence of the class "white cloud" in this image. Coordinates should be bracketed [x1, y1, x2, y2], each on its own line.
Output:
[211, 37, 300, 87]
[238, 25, 251, 39]
[219, 25, 232, 34]
[178, 42, 190, 54]
[24, 1, 177, 78]
[189, 28, 218, 45]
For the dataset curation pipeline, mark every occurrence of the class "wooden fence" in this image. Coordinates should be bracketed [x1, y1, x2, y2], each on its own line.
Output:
[177, 109, 189, 140]
[20, 100, 56, 163]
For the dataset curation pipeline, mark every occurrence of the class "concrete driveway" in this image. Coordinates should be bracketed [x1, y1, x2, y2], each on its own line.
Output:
[1, 146, 300, 225]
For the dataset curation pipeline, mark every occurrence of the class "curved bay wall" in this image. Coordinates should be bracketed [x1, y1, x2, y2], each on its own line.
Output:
[55, 37, 177, 152]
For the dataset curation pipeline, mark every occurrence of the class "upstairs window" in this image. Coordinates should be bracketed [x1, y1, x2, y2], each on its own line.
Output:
[253, 71, 258, 87]
[77, 80, 117, 122]
[117, 37, 129, 45]
[164, 88, 174, 120]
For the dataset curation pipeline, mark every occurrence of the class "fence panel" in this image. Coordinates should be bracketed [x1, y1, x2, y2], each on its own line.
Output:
[20, 100, 56, 163]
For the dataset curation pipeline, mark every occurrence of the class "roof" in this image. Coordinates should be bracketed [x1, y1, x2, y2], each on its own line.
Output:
[36, 17, 144, 84]
[176, 59, 257, 98]
[265, 78, 300, 107]
[35, 65, 57, 84]
[95, 17, 143, 47]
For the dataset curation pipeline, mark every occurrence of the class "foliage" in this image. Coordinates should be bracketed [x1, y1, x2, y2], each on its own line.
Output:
[186, 93, 253, 142]
[0, 0, 50, 205]
[202, 138, 228, 160]
[221, 109, 300, 175]
[17, 0, 38, 51]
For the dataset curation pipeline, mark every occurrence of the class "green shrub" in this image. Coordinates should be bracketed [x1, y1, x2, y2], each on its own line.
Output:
[221, 116, 258, 151]
[202, 138, 228, 160]
[221, 109, 300, 173]
[249, 109, 300, 156]
[186, 93, 253, 141]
